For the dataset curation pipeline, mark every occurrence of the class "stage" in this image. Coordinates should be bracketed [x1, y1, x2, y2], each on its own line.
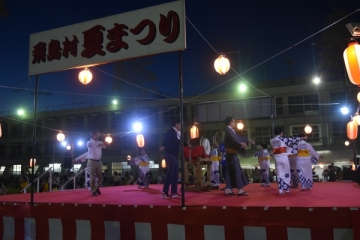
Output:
[0, 182, 359, 239]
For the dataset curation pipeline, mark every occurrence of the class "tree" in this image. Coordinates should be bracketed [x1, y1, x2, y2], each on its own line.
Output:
[112, 57, 158, 97]
[317, 8, 350, 82]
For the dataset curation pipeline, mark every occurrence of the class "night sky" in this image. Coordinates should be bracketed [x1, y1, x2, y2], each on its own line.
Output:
[0, 0, 359, 115]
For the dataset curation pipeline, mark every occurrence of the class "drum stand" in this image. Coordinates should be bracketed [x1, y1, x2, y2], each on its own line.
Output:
[183, 157, 212, 192]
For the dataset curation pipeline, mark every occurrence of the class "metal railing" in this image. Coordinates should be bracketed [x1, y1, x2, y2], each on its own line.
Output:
[59, 168, 86, 190]
[20, 167, 53, 193]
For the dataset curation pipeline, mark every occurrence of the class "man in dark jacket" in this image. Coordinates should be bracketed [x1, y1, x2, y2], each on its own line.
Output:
[224, 116, 254, 196]
[160, 118, 181, 198]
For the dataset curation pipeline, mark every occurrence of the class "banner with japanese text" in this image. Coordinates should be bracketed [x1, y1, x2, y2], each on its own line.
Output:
[28, 0, 185, 75]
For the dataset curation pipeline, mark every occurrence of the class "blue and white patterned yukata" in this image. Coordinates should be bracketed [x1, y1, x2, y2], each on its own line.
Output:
[270, 135, 301, 194]
[130, 155, 150, 188]
[254, 149, 270, 186]
[210, 148, 221, 186]
[296, 140, 320, 190]
[289, 154, 299, 187]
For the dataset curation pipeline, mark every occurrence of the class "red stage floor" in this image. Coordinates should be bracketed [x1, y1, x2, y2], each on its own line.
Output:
[0, 182, 359, 239]
[0, 182, 359, 207]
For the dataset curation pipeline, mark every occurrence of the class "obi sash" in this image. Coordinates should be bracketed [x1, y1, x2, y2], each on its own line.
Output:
[273, 147, 286, 155]
[259, 156, 270, 161]
[210, 156, 221, 161]
[297, 149, 310, 157]
[139, 162, 149, 167]
[225, 148, 238, 154]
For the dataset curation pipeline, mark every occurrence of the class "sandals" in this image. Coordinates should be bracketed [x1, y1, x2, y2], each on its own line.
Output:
[224, 192, 236, 196]
[237, 192, 249, 196]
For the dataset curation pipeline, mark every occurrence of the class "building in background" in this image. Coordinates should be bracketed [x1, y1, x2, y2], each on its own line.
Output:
[0, 76, 357, 180]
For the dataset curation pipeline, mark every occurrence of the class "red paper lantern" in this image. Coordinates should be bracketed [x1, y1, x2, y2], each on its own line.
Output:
[347, 120, 358, 140]
[344, 42, 360, 86]
[190, 125, 199, 139]
[136, 134, 145, 147]
[161, 159, 166, 168]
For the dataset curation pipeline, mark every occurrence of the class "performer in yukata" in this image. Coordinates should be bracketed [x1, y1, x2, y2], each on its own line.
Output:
[296, 133, 323, 191]
[270, 128, 306, 194]
[254, 143, 271, 187]
[289, 153, 299, 188]
[130, 149, 150, 189]
[224, 116, 255, 196]
[210, 136, 221, 187]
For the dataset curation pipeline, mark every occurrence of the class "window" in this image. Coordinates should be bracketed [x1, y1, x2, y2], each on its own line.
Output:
[24, 120, 42, 136]
[0, 145, 6, 160]
[66, 116, 84, 132]
[276, 97, 283, 115]
[44, 118, 61, 135]
[136, 108, 158, 125]
[0, 122, 8, 137]
[11, 165, 22, 176]
[235, 130, 248, 138]
[163, 106, 187, 124]
[88, 113, 108, 131]
[10, 144, 21, 158]
[199, 130, 218, 141]
[149, 161, 159, 169]
[330, 91, 347, 114]
[45, 163, 61, 173]
[288, 94, 319, 114]
[112, 162, 131, 175]
[73, 164, 81, 173]
[253, 127, 273, 144]
[332, 122, 347, 143]
[291, 125, 320, 143]
[11, 123, 21, 136]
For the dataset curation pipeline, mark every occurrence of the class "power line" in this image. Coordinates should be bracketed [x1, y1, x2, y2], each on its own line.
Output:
[93, 66, 178, 100]
[184, 8, 360, 102]
[0, 85, 181, 101]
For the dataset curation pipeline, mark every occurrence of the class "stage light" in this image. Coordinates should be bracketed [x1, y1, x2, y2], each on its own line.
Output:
[345, 141, 350, 146]
[66, 145, 72, 150]
[61, 141, 67, 147]
[341, 107, 349, 115]
[313, 77, 320, 84]
[112, 100, 118, 105]
[77, 141, 83, 146]
[127, 155, 131, 161]
[132, 122, 143, 132]
[239, 83, 246, 92]
[17, 109, 25, 116]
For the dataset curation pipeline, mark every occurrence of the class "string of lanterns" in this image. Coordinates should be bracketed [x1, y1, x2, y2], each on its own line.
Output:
[344, 40, 360, 148]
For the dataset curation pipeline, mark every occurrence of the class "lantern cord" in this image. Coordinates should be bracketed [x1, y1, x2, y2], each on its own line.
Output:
[0, 114, 134, 137]
[186, 16, 270, 97]
[185, 8, 360, 100]
[0, 85, 182, 101]
[0, 76, 30, 94]
[93, 66, 178, 100]
[0, 83, 178, 101]
[187, 36, 360, 55]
